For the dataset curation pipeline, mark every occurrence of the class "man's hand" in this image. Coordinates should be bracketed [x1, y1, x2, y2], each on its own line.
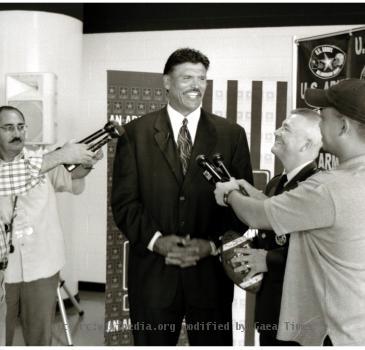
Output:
[153, 235, 187, 257]
[165, 245, 200, 268]
[58, 142, 96, 165]
[165, 238, 212, 268]
[231, 247, 268, 274]
[214, 178, 240, 206]
[41, 142, 96, 174]
[71, 149, 104, 179]
[237, 179, 268, 200]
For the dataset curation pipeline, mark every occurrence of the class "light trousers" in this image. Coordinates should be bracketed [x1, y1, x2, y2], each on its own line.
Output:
[5, 272, 59, 346]
[0, 270, 6, 346]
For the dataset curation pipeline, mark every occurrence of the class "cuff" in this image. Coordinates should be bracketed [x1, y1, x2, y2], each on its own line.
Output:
[209, 241, 220, 256]
[147, 231, 162, 251]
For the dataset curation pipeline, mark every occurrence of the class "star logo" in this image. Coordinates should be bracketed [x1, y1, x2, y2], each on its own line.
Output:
[320, 53, 334, 71]
[309, 45, 346, 79]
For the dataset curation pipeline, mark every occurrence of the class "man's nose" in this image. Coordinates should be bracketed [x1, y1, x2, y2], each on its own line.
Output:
[13, 127, 21, 137]
[274, 128, 281, 136]
[191, 78, 200, 89]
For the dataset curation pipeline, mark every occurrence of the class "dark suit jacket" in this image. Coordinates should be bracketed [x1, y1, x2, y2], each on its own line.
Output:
[254, 161, 318, 330]
[111, 107, 253, 310]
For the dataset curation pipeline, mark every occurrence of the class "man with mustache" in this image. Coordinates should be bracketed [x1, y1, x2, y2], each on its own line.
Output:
[111, 48, 253, 345]
[0, 105, 101, 346]
[214, 78, 365, 345]
[231, 108, 322, 346]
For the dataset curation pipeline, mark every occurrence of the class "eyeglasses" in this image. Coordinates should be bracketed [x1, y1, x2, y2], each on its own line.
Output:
[0, 124, 27, 133]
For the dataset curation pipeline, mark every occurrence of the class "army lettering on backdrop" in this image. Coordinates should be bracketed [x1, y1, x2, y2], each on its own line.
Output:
[296, 26, 365, 170]
[105, 70, 288, 346]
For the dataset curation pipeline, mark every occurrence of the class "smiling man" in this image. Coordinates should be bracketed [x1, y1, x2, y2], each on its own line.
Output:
[111, 48, 253, 345]
[231, 108, 322, 346]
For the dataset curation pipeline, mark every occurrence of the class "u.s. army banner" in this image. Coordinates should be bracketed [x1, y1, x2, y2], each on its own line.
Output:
[296, 26, 365, 170]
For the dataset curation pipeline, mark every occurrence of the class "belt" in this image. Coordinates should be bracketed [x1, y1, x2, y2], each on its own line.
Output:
[0, 259, 8, 271]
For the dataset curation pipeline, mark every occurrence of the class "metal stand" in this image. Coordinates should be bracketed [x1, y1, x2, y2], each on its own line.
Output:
[57, 277, 84, 346]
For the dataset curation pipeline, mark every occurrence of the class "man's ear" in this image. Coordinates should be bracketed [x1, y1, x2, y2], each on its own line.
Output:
[339, 117, 350, 136]
[163, 75, 170, 91]
[300, 139, 312, 152]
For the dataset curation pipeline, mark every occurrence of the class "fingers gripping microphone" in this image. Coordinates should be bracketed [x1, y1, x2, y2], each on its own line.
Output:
[65, 121, 125, 172]
[196, 154, 224, 185]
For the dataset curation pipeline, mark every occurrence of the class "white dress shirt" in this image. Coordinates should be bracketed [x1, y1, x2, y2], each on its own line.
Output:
[283, 160, 313, 186]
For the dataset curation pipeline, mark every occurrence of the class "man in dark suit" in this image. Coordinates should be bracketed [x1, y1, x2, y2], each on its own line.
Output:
[111, 48, 253, 346]
[229, 108, 322, 345]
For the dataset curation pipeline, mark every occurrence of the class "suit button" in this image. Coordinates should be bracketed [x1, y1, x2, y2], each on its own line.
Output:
[261, 233, 266, 239]
[180, 221, 185, 227]
[179, 196, 185, 201]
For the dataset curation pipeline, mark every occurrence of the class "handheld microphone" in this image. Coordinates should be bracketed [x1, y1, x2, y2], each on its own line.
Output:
[212, 153, 231, 179]
[65, 121, 125, 172]
[196, 154, 225, 185]
[210, 153, 249, 196]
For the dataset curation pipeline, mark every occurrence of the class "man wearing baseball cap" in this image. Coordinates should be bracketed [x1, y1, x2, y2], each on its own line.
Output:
[214, 78, 365, 346]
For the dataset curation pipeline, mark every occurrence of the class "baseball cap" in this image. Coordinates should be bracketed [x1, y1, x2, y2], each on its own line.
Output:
[305, 78, 365, 123]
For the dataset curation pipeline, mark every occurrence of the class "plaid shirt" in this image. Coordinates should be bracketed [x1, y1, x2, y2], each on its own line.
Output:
[0, 148, 44, 263]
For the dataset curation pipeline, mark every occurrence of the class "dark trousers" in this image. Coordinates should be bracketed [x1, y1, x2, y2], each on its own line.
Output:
[5, 272, 59, 346]
[259, 331, 300, 346]
[130, 279, 232, 346]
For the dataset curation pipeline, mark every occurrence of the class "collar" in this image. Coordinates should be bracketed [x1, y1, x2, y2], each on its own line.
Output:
[167, 104, 201, 144]
[0, 149, 25, 164]
[285, 160, 313, 185]
[337, 154, 365, 170]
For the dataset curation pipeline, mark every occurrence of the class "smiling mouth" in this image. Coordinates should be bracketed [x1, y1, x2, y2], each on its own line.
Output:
[184, 91, 201, 98]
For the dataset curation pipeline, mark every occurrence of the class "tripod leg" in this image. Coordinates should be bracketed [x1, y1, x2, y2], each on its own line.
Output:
[60, 280, 84, 316]
[57, 286, 73, 346]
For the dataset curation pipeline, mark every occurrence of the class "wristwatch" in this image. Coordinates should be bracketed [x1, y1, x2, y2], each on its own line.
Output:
[223, 189, 238, 206]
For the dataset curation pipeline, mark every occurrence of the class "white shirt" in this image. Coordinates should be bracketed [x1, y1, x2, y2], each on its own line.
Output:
[0, 150, 84, 283]
[167, 103, 201, 145]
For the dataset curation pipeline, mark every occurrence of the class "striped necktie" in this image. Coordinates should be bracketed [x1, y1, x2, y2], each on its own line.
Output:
[177, 118, 192, 175]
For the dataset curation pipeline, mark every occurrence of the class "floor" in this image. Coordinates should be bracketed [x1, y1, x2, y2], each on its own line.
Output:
[12, 290, 105, 346]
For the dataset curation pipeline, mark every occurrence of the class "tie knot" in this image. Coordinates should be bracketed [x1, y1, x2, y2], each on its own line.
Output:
[182, 118, 188, 127]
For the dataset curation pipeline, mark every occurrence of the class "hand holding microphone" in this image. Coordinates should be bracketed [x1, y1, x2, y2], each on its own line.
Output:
[196, 153, 249, 201]
[64, 121, 125, 172]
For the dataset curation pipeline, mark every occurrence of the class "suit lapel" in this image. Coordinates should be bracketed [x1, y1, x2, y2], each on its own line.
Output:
[284, 161, 318, 191]
[154, 108, 183, 184]
[184, 109, 217, 181]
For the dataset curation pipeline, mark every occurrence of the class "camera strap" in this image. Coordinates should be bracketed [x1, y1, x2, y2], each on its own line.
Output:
[8, 195, 18, 254]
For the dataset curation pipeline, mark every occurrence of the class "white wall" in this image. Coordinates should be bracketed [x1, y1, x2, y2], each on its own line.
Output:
[79, 24, 360, 283]
[0, 10, 83, 295]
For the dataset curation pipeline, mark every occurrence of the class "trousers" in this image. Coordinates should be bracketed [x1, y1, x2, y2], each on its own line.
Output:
[5, 272, 59, 346]
[0, 270, 6, 346]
